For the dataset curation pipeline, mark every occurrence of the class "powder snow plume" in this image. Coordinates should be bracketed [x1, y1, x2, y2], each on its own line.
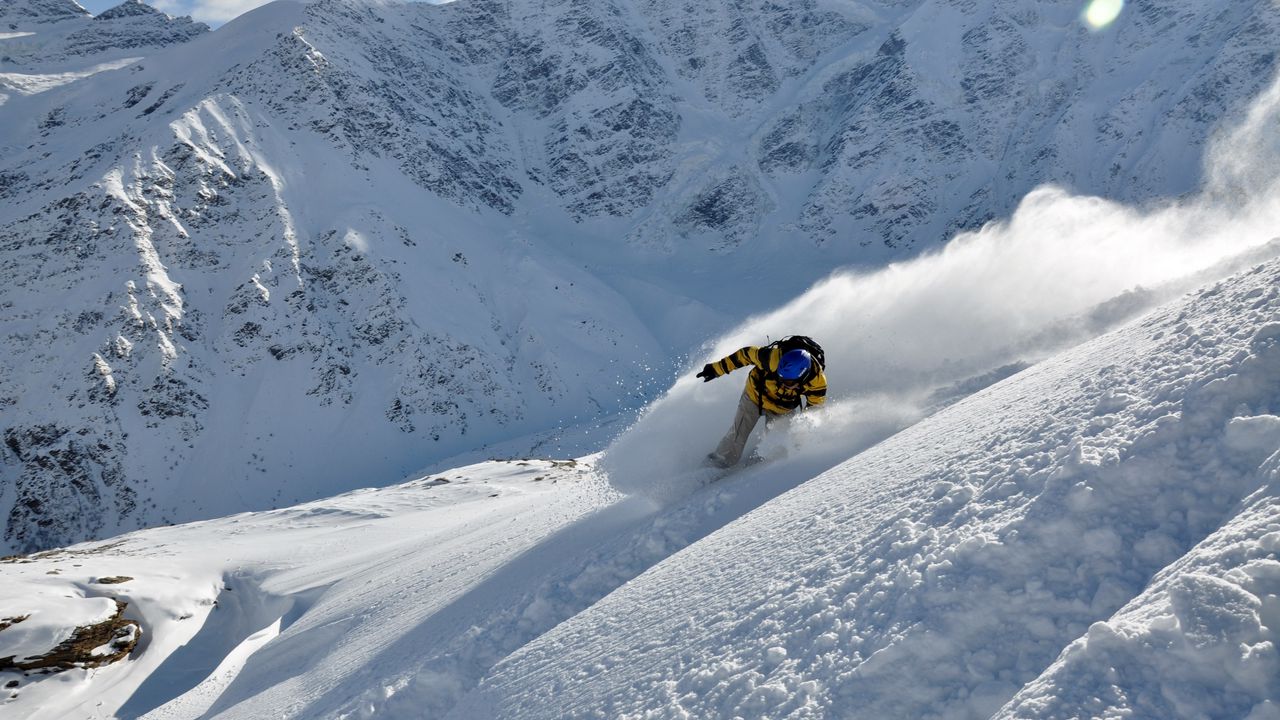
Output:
[605, 71, 1280, 498]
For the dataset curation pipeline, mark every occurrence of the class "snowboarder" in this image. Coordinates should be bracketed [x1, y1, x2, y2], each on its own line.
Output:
[697, 336, 827, 468]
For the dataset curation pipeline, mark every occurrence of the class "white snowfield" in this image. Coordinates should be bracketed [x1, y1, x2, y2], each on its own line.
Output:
[0, 56, 140, 97]
[2, 249, 1278, 719]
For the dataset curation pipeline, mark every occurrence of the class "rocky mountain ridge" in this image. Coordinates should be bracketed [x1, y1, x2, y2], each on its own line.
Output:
[0, 0, 207, 69]
[1, 0, 91, 28]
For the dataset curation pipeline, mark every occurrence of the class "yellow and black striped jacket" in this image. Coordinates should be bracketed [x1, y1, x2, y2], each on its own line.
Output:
[707, 345, 827, 415]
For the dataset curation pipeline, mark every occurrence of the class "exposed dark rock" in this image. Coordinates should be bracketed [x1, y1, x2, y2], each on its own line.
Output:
[93, 575, 133, 584]
[0, 600, 140, 672]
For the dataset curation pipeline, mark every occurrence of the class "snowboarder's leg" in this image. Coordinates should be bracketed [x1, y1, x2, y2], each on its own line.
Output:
[752, 410, 793, 463]
[709, 392, 762, 468]
[763, 410, 791, 433]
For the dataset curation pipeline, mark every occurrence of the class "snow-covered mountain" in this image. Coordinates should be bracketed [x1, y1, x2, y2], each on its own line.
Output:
[0, 0, 206, 72]
[2, 224, 1277, 719]
[2, 0, 92, 28]
[3, 0, 1280, 554]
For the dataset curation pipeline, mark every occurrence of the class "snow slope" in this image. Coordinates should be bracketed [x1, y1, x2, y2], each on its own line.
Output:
[0, 458, 621, 718]
[4, 0, 1280, 554]
[2, 225, 1277, 720]
[450, 244, 1280, 720]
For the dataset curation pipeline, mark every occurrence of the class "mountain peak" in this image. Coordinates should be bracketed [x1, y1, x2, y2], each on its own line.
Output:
[94, 0, 165, 21]
[1, 0, 90, 27]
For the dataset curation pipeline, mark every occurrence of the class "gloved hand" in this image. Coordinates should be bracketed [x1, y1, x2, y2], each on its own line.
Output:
[696, 364, 717, 382]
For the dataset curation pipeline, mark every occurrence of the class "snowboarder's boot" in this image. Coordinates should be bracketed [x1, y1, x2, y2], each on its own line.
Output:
[705, 452, 731, 469]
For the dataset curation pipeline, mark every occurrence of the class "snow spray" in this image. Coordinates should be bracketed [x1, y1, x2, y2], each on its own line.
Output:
[605, 71, 1280, 498]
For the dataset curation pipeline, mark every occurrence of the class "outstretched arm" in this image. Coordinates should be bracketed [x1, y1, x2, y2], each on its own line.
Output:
[696, 346, 762, 382]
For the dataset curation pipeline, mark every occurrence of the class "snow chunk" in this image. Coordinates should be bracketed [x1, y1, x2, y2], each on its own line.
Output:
[1168, 573, 1264, 648]
[1224, 414, 1280, 465]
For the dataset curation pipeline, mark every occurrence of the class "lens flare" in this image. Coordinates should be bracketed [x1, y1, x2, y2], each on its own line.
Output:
[1084, 0, 1124, 30]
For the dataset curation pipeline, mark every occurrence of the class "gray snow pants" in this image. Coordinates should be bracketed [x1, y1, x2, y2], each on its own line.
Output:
[710, 391, 786, 467]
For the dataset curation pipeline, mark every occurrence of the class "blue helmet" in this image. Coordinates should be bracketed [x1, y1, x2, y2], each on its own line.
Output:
[777, 349, 812, 381]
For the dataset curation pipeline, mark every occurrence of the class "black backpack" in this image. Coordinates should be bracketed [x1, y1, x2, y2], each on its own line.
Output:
[769, 335, 825, 375]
